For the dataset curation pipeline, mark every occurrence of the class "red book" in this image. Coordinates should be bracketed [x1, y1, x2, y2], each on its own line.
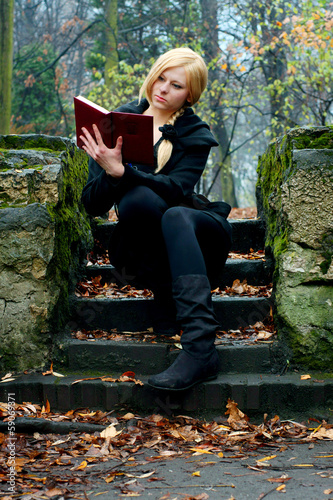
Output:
[74, 95, 154, 166]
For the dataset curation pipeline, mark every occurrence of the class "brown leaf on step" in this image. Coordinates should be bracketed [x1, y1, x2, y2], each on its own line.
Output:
[225, 399, 250, 430]
[72, 373, 144, 386]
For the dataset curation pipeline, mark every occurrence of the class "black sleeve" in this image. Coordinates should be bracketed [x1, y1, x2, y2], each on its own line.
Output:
[81, 157, 121, 216]
[121, 145, 210, 206]
[81, 145, 210, 216]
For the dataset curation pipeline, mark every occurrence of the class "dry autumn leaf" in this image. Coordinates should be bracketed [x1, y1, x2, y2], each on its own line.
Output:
[257, 455, 277, 462]
[100, 424, 121, 438]
[310, 427, 333, 440]
[76, 460, 88, 470]
[267, 476, 292, 483]
[225, 399, 249, 429]
[276, 484, 286, 492]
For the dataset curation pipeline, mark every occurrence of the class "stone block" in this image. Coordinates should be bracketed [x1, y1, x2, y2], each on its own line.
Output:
[256, 126, 333, 369]
[0, 134, 93, 371]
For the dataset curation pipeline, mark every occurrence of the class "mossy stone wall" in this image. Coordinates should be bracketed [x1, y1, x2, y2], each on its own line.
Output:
[257, 126, 333, 370]
[0, 134, 93, 371]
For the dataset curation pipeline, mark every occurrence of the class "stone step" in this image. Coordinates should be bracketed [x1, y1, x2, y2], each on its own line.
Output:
[84, 257, 273, 288]
[1, 371, 332, 419]
[69, 295, 272, 332]
[92, 218, 266, 254]
[63, 340, 275, 375]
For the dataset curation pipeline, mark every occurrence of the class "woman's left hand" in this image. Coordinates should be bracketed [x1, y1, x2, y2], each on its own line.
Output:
[80, 124, 125, 178]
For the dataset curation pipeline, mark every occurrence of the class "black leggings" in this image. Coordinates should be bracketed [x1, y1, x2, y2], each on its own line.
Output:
[115, 186, 231, 287]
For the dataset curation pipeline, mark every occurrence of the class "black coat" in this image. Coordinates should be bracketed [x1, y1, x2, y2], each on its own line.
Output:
[81, 99, 232, 239]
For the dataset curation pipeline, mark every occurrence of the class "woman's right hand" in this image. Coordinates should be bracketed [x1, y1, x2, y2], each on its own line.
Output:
[80, 124, 125, 179]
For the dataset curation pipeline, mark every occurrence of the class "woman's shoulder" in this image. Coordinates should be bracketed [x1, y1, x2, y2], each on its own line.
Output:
[175, 107, 219, 147]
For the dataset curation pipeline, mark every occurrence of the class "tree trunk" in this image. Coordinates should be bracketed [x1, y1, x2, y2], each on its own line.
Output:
[250, 0, 289, 138]
[199, 0, 237, 206]
[105, 0, 119, 86]
[0, 0, 14, 134]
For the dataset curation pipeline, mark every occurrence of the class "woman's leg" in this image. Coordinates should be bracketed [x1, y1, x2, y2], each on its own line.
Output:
[160, 206, 230, 282]
[148, 207, 231, 390]
[113, 185, 170, 283]
[111, 186, 178, 334]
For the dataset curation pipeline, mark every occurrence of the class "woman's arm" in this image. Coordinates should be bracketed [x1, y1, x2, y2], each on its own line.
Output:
[82, 157, 126, 216]
[121, 145, 210, 206]
[82, 143, 211, 215]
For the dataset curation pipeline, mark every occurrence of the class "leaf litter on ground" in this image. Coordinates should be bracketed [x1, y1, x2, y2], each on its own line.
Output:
[1, 398, 333, 498]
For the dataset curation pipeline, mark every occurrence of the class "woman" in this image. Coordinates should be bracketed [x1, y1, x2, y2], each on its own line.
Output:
[81, 47, 232, 391]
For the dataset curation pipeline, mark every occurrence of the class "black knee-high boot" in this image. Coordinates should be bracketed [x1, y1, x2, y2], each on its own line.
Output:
[147, 274, 220, 390]
[151, 283, 180, 337]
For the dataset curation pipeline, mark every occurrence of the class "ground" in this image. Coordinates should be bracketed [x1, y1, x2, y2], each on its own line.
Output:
[1, 401, 333, 499]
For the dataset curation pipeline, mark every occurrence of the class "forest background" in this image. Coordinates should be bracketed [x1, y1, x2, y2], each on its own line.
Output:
[0, 0, 332, 206]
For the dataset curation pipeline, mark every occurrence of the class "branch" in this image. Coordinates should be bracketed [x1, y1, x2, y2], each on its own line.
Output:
[0, 417, 105, 434]
[229, 126, 268, 155]
[33, 18, 103, 78]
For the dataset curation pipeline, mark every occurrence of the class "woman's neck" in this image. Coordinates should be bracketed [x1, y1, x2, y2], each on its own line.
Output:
[143, 105, 174, 127]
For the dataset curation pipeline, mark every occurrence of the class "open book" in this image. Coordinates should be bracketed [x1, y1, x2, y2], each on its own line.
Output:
[74, 95, 154, 166]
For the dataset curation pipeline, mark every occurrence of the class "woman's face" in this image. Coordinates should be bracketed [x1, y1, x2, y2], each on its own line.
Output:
[151, 66, 190, 114]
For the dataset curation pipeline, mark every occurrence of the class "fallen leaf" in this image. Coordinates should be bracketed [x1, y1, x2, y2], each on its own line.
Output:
[76, 460, 88, 470]
[105, 476, 115, 483]
[257, 455, 277, 462]
[225, 399, 249, 429]
[301, 374, 311, 380]
[190, 448, 213, 455]
[121, 371, 136, 378]
[100, 424, 121, 438]
[192, 471, 201, 476]
[123, 413, 136, 420]
[267, 477, 291, 483]
[276, 484, 286, 492]
[310, 428, 333, 440]
[45, 489, 64, 498]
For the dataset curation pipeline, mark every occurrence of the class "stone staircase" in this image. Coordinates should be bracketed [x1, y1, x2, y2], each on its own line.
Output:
[1, 217, 333, 420]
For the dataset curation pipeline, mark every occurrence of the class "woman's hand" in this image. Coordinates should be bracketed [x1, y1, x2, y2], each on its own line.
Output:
[80, 124, 125, 178]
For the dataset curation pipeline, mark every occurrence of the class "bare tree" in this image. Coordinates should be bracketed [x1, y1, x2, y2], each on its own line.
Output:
[0, 0, 15, 134]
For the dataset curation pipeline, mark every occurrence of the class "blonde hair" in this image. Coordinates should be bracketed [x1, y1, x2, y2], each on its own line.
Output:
[139, 48, 208, 171]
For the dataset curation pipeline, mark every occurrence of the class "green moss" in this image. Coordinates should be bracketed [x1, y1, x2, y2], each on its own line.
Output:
[257, 135, 293, 265]
[0, 134, 71, 151]
[0, 164, 45, 172]
[292, 128, 333, 150]
[0, 328, 51, 372]
[45, 147, 92, 332]
[0, 202, 28, 209]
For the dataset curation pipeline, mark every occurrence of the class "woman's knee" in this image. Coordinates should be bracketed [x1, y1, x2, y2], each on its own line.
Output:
[161, 206, 194, 233]
[118, 186, 168, 221]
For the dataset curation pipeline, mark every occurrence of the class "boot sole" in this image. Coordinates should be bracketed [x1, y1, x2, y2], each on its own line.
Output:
[147, 373, 218, 392]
